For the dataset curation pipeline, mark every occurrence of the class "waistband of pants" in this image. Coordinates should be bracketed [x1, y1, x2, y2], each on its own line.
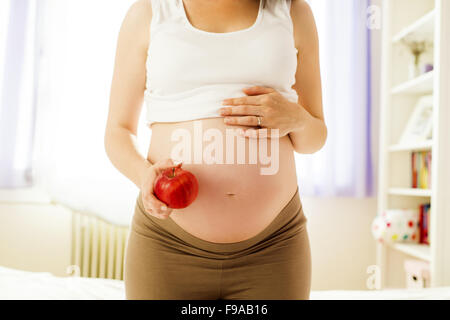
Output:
[135, 187, 303, 254]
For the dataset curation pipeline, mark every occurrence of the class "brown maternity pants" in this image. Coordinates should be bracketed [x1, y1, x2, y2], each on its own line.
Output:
[124, 187, 311, 300]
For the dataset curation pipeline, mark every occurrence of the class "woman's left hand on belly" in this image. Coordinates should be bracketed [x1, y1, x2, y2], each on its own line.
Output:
[220, 86, 304, 138]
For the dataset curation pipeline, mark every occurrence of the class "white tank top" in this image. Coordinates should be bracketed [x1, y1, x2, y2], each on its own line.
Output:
[144, 0, 298, 125]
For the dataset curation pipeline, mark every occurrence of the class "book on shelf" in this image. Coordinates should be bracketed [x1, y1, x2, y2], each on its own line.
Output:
[419, 203, 431, 245]
[411, 151, 432, 189]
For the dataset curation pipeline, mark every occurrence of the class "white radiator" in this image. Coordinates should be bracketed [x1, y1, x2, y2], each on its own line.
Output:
[71, 212, 130, 280]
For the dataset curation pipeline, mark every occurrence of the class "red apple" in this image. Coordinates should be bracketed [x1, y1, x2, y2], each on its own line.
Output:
[153, 164, 199, 209]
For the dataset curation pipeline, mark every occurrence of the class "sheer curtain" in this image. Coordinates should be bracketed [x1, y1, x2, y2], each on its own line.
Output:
[33, 0, 144, 225]
[0, 0, 38, 188]
[295, 0, 374, 197]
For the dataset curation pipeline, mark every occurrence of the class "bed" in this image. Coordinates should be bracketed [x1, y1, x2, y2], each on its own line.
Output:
[0, 266, 124, 300]
[1, 266, 450, 300]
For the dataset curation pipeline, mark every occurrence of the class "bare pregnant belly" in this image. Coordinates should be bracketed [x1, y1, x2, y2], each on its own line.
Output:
[147, 117, 298, 243]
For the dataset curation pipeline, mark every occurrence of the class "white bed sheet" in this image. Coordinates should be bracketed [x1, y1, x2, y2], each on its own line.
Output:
[1, 266, 449, 300]
[0, 266, 125, 300]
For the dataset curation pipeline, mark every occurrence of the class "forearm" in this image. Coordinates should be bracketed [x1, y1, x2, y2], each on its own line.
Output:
[288, 104, 327, 154]
[104, 126, 152, 188]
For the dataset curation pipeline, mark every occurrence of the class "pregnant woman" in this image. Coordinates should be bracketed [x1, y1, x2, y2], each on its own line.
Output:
[105, 0, 326, 300]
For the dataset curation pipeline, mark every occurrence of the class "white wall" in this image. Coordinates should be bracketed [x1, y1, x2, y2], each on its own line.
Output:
[303, 197, 377, 290]
[0, 201, 72, 277]
[306, 0, 382, 291]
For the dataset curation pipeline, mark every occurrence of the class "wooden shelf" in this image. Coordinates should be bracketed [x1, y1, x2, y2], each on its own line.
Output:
[392, 10, 435, 43]
[389, 140, 433, 152]
[388, 188, 432, 197]
[389, 243, 431, 261]
[391, 71, 434, 95]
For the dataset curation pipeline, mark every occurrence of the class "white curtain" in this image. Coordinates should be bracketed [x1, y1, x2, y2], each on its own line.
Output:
[0, 0, 38, 188]
[295, 0, 374, 197]
[33, 0, 145, 225]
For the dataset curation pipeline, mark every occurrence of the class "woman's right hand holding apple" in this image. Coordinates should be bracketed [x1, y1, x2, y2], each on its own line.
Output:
[139, 158, 175, 220]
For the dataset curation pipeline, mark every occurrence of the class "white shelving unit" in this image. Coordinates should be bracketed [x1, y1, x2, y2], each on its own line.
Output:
[377, 0, 450, 288]
[391, 10, 435, 44]
[388, 188, 432, 198]
[391, 70, 434, 94]
[388, 140, 433, 152]
[390, 243, 431, 262]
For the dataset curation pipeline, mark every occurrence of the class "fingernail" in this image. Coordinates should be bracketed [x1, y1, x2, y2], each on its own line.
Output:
[161, 205, 167, 211]
[222, 100, 230, 105]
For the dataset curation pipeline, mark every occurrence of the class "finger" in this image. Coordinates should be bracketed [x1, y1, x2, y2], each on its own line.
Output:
[145, 207, 172, 220]
[155, 207, 173, 219]
[154, 214, 171, 220]
[242, 86, 276, 96]
[241, 128, 280, 139]
[222, 95, 262, 106]
[219, 105, 264, 116]
[224, 116, 261, 127]
[147, 204, 173, 218]
[242, 129, 267, 139]
[144, 192, 171, 214]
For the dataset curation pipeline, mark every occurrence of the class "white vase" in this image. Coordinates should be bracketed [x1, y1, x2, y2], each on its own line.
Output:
[409, 63, 420, 79]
